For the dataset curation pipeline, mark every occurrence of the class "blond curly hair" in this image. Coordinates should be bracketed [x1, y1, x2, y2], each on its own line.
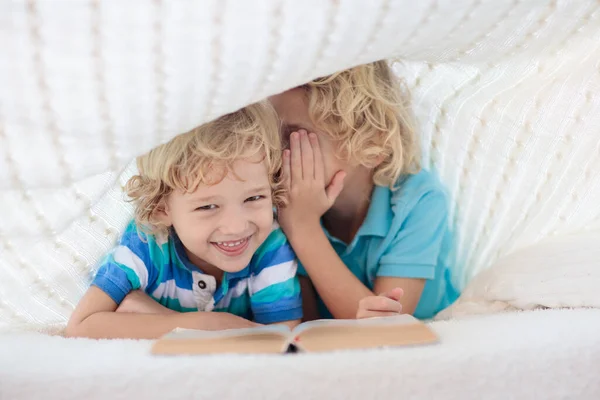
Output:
[304, 60, 420, 188]
[125, 101, 283, 235]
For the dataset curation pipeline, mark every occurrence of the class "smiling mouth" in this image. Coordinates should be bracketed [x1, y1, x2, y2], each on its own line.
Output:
[211, 236, 251, 257]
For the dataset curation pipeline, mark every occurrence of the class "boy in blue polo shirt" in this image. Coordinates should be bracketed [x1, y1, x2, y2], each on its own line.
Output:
[270, 61, 460, 321]
[66, 102, 302, 339]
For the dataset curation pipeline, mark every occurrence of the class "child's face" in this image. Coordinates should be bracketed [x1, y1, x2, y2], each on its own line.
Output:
[160, 156, 274, 274]
[270, 88, 346, 186]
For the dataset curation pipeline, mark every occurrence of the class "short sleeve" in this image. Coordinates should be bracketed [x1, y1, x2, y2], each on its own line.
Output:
[91, 221, 158, 304]
[249, 229, 303, 324]
[377, 190, 449, 280]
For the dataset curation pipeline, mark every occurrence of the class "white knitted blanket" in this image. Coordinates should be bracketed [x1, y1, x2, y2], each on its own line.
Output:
[1, 0, 599, 330]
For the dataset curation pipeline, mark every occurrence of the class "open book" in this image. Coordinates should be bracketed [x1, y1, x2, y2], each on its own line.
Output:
[151, 314, 438, 355]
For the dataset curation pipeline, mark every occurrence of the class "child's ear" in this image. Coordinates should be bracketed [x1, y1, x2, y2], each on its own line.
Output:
[153, 200, 173, 227]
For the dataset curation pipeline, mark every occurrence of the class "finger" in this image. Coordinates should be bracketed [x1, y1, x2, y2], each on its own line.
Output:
[309, 132, 324, 183]
[382, 287, 404, 302]
[289, 131, 302, 183]
[281, 149, 291, 191]
[299, 130, 313, 181]
[359, 296, 403, 313]
[368, 296, 403, 313]
[325, 170, 346, 205]
[357, 310, 402, 319]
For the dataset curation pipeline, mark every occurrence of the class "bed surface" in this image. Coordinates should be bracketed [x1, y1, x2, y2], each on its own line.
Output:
[1, 309, 599, 400]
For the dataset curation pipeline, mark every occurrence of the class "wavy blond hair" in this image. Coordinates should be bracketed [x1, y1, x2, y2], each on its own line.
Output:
[304, 60, 420, 188]
[125, 101, 283, 235]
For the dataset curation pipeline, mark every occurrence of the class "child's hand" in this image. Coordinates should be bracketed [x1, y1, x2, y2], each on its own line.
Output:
[356, 288, 404, 319]
[278, 130, 346, 235]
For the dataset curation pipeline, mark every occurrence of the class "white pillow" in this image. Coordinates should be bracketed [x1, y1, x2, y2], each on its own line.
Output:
[436, 231, 600, 320]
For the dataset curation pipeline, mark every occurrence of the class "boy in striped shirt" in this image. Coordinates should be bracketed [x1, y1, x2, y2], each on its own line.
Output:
[66, 102, 302, 339]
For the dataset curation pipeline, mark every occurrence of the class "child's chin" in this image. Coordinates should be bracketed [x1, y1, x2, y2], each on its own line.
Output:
[220, 257, 253, 273]
[222, 265, 249, 274]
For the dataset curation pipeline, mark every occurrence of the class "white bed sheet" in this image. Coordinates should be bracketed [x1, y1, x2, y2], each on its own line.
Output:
[1, 309, 599, 400]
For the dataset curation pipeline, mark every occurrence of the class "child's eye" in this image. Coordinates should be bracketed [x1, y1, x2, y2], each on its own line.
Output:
[195, 204, 218, 211]
[245, 195, 266, 203]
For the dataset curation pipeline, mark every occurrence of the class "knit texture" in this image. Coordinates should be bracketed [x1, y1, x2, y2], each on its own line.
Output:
[1, 0, 599, 330]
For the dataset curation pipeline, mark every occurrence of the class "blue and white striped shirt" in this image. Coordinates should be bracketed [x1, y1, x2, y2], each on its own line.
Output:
[92, 220, 303, 324]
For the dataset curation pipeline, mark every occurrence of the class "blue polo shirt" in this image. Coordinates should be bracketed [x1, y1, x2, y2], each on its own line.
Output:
[300, 169, 459, 320]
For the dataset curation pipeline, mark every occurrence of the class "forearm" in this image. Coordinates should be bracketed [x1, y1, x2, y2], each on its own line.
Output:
[65, 311, 257, 340]
[116, 290, 176, 315]
[288, 224, 375, 319]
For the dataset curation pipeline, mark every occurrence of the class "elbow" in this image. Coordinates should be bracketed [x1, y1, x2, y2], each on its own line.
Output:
[64, 323, 80, 338]
[64, 318, 88, 338]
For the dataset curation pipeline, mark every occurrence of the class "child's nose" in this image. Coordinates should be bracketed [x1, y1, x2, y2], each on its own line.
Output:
[219, 207, 249, 235]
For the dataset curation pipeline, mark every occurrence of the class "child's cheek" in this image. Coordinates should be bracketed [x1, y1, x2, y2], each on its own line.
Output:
[255, 202, 275, 231]
[323, 161, 338, 185]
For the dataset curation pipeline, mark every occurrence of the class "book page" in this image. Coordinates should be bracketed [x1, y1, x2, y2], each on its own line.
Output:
[151, 325, 292, 355]
[292, 315, 438, 353]
[161, 324, 291, 340]
[291, 314, 420, 336]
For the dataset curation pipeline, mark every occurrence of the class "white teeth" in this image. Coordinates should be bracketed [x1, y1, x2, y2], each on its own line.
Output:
[217, 239, 245, 247]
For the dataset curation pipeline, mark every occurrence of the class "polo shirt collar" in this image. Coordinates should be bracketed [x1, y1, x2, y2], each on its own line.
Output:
[357, 184, 392, 238]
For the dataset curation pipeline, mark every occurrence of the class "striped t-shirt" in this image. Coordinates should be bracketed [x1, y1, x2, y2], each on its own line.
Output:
[92, 220, 303, 324]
